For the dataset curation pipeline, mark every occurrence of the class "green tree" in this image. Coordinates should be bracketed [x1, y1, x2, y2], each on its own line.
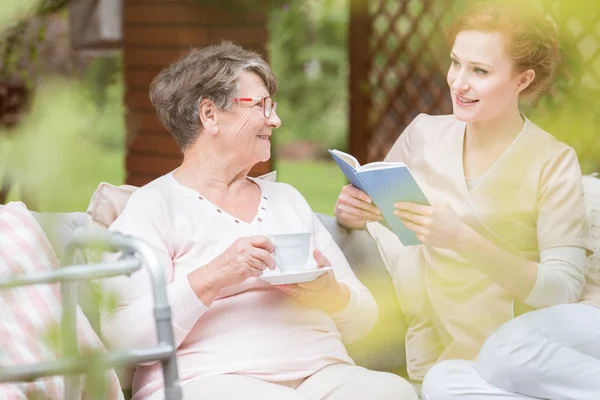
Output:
[269, 0, 349, 154]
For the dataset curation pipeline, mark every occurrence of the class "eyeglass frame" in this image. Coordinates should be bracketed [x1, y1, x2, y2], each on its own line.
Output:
[232, 96, 278, 119]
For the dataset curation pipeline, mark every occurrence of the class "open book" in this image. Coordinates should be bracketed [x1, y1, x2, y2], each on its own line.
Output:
[329, 149, 430, 246]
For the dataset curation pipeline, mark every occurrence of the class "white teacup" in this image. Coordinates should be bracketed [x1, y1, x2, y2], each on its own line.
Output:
[269, 232, 311, 273]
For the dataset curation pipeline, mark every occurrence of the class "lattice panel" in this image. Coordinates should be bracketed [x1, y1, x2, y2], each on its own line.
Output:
[365, 0, 458, 162]
[355, 0, 600, 171]
[532, 1, 600, 172]
[546, 2, 600, 90]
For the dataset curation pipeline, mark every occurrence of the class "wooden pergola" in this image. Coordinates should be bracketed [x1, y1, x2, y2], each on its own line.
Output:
[125, 0, 598, 186]
[122, 1, 271, 186]
[121, 0, 454, 186]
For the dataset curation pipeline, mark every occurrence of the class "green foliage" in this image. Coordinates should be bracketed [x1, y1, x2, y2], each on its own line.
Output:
[0, 0, 39, 33]
[0, 0, 75, 84]
[80, 54, 126, 150]
[0, 78, 125, 212]
[269, 0, 349, 151]
[0, 0, 41, 84]
[42, 323, 113, 398]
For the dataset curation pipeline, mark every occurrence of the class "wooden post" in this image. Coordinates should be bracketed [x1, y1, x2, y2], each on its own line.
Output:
[349, 0, 370, 164]
[123, 1, 272, 186]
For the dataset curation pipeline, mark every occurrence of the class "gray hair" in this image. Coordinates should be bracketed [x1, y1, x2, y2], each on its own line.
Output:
[149, 41, 277, 151]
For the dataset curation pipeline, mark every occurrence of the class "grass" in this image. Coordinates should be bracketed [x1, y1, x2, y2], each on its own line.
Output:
[275, 159, 347, 216]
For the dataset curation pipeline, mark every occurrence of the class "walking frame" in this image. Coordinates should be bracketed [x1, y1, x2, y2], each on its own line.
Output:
[0, 228, 183, 400]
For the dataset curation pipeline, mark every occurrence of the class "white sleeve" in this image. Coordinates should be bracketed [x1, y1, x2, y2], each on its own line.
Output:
[99, 189, 209, 357]
[523, 246, 586, 308]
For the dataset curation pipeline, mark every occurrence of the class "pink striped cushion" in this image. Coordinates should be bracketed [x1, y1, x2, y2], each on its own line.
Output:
[0, 202, 123, 399]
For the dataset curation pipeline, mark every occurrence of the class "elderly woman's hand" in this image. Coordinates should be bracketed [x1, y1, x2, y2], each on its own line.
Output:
[334, 184, 383, 230]
[275, 250, 351, 314]
[188, 236, 275, 305]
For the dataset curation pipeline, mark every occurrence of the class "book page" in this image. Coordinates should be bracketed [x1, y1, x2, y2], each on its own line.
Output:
[358, 161, 406, 172]
[329, 149, 360, 169]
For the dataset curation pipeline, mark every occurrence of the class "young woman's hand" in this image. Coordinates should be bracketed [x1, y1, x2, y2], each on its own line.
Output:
[334, 184, 383, 230]
[275, 249, 350, 314]
[393, 202, 470, 250]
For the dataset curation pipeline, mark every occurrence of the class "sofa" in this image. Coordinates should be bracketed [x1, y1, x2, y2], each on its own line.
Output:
[28, 208, 409, 392]
[11, 173, 600, 397]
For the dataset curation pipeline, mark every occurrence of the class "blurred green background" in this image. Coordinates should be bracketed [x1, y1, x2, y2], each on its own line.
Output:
[1, 0, 599, 216]
[0, 0, 350, 215]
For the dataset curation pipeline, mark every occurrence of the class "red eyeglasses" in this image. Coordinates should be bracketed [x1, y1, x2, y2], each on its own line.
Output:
[232, 96, 277, 118]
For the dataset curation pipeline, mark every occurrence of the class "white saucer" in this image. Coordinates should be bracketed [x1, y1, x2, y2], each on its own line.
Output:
[260, 266, 333, 285]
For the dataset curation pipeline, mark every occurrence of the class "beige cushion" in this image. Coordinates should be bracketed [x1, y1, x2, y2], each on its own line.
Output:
[86, 171, 278, 228]
[86, 183, 138, 229]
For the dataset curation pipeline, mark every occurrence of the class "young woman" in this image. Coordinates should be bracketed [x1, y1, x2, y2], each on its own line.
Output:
[335, 2, 600, 399]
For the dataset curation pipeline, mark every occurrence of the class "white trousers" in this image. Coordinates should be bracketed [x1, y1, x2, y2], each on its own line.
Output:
[421, 303, 600, 400]
[181, 363, 418, 400]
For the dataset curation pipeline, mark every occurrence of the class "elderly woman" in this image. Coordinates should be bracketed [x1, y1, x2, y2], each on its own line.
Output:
[98, 42, 417, 400]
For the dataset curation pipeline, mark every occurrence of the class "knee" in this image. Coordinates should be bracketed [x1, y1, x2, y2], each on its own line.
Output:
[421, 360, 466, 400]
[476, 323, 539, 392]
[369, 372, 419, 400]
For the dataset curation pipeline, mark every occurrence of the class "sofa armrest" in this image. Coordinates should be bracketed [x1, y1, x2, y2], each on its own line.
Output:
[31, 211, 88, 261]
[316, 213, 407, 374]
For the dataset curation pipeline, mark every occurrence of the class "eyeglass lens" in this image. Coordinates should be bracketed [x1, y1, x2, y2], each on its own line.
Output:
[264, 97, 272, 118]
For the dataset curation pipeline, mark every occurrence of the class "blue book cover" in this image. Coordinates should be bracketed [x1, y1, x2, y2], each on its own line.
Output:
[329, 149, 429, 246]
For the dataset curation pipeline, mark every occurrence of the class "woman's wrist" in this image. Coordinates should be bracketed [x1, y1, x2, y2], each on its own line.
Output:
[454, 223, 481, 256]
[324, 282, 351, 314]
[337, 216, 366, 231]
[188, 265, 221, 306]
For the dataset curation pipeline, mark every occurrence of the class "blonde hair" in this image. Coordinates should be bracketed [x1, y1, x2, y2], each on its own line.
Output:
[446, 1, 560, 96]
[150, 41, 277, 151]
